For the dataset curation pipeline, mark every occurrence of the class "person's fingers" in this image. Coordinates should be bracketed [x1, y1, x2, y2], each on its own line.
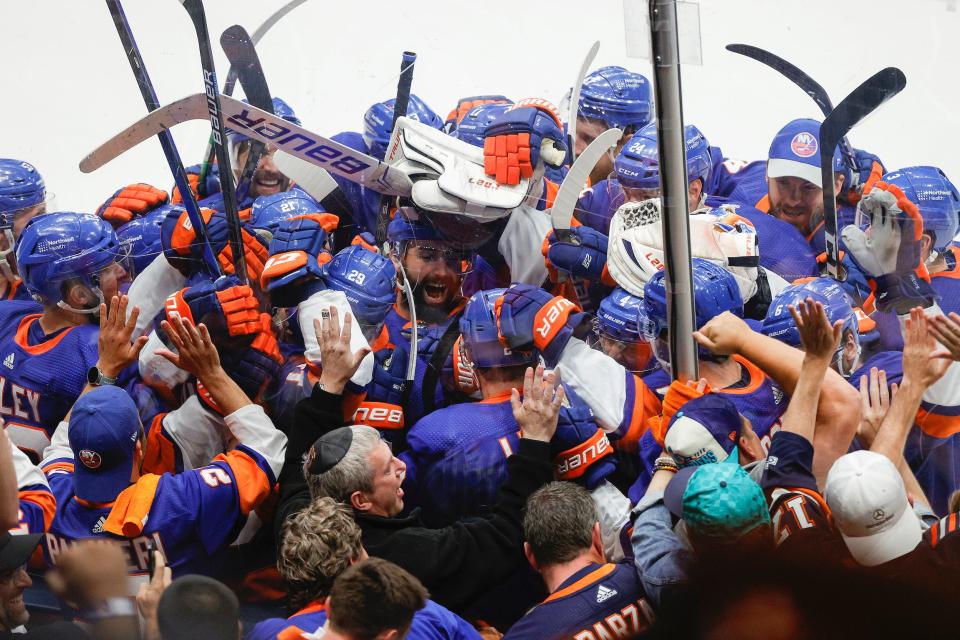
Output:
[510, 387, 522, 414]
[859, 374, 869, 408]
[788, 304, 802, 330]
[869, 367, 880, 407]
[692, 331, 715, 350]
[126, 304, 141, 333]
[108, 295, 120, 329]
[131, 335, 149, 360]
[552, 382, 566, 408]
[197, 323, 215, 350]
[532, 364, 544, 399]
[160, 319, 185, 350]
[116, 295, 128, 329]
[522, 366, 534, 401]
[352, 347, 372, 366]
[341, 311, 353, 344]
[154, 349, 179, 366]
[696, 378, 708, 393]
[932, 315, 960, 347]
[329, 306, 341, 336]
[162, 565, 172, 587]
[313, 318, 324, 347]
[878, 369, 888, 407]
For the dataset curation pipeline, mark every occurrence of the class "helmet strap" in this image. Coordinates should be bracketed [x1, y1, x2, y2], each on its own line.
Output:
[56, 284, 104, 316]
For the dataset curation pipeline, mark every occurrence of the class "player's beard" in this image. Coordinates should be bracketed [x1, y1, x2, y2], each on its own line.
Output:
[410, 278, 461, 325]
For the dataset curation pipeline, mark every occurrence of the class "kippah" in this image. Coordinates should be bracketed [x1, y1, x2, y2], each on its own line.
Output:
[307, 427, 354, 475]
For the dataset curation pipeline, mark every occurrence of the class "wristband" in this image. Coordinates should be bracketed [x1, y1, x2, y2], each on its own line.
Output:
[653, 455, 679, 474]
[84, 597, 137, 621]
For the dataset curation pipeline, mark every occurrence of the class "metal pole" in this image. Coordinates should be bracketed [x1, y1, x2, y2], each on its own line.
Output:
[649, 0, 698, 382]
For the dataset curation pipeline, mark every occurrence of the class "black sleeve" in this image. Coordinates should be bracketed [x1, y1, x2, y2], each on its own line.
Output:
[367, 438, 554, 611]
[273, 384, 347, 544]
[761, 430, 818, 494]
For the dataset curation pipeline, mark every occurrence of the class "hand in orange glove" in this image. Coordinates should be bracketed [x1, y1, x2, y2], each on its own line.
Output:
[97, 184, 168, 228]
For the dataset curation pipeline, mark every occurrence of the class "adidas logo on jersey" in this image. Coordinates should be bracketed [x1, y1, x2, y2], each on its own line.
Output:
[2, 354, 13, 370]
[92, 516, 106, 534]
[596, 584, 618, 603]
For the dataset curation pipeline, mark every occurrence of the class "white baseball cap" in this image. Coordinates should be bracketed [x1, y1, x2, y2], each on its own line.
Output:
[824, 450, 922, 567]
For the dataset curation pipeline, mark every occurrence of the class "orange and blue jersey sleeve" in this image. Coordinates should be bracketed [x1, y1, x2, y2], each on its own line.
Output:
[11, 443, 54, 533]
[556, 337, 661, 445]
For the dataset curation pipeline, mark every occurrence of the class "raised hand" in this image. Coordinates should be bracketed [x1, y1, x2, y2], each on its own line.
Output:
[857, 367, 893, 448]
[96, 295, 149, 378]
[510, 365, 565, 443]
[155, 315, 222, 381]
[929, 311, 960, 362]
[312, 306, 371, 395]
[692, 311, 751, 357]
[903, 307, 951, 388]
[789, 297, 843, 364]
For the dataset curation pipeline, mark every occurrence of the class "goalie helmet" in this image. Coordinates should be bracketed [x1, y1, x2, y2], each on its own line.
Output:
[579, 66, 653, 132]
[614, 122, 713, 191]
[364, 95, 443, 161]
[16, 212, 120, 310]
[880, 166, 960, 252]
[460, 289, 536, 369]
[761, 277, 861, 376]
[643, 258, 743, 361]
[321, 245, 396, 337]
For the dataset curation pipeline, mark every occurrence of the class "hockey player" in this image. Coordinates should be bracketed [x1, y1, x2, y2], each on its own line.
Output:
[727, 118, 851, 255]
[594, 287, 659, 379]
[0, 213, 130, 458]
[326, 96, 444, 236]
[575, 66, 653, 185]
[401, 289, 616, 527]
[0, 159, 51, 302]
[40, 306, 286, 582]
[115, 203, 171, 280]
[505, 482, 654, 639]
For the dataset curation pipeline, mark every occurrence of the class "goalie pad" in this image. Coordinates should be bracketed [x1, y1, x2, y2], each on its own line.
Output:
[386, 116, 532, 221]
[607, 200, 761, 302]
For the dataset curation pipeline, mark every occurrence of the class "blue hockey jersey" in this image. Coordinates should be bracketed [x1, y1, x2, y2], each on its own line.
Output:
[0, 301, 99, 459]
[247, 598, 481, 640]
[503, 562, 654, 640]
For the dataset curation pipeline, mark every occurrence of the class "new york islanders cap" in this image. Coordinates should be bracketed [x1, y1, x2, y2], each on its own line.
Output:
[663, 394, 741, 468]
[664, 464, 770, 542]
[766, 118, 843, 188]
[824, 450, 922, 566]
[69, 386, 141, 503]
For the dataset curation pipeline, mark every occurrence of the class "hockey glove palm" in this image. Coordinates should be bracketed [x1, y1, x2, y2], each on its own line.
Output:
[164, 276, 261, 338]
[484, 99, 567, 185]
[544, 226, 612, 284]
[97, 183, 168, 227]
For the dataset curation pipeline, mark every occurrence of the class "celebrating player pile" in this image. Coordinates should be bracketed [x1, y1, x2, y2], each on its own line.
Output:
[2, 2, 960, 638]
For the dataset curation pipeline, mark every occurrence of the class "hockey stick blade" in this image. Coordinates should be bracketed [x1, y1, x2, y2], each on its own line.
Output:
[567, 41, 600, 164]
[80, 93, 208, 173]
[726, 43, 858, 175]
[221, 24, 275, 202]
[81, 92, 413, 196]
[272, 152, 338, 202]
[552, 127, 622, 240]
[820, 67, 906, 279]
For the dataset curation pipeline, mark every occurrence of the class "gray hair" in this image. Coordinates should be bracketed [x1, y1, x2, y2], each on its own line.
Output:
[304, 425, 383, 503]
[523, 482, 598, 566]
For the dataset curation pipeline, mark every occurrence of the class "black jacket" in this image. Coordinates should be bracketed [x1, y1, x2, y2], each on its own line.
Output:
[275, 382, 554, 612]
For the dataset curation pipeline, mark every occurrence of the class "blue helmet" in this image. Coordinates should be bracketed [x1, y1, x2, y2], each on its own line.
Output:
[762, 278, 860, 376]
[16, 212, 120, 307]
[460, 289, 537, 369]
[614, 122, 712, 191]
[363, 95, 443, 160]
[250, 189, 324, 239]
[321, 245, 396, 329]
[579, 66, 653, 132]
[881, 166, 960, 252]
[597, 287, 649, 343]
[387, 212, 444, 246]
[0, 159, 46, 221]
[452, 102, 514, 148]
[116, 204, 170, 278]
[643, 259, 743, 360]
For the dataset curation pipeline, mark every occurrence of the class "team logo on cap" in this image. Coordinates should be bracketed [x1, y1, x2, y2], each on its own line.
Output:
[79, 450, 102, 469]
[790, 132, 818, 158]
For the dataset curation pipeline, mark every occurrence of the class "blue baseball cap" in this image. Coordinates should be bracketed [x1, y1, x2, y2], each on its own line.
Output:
[663, 394, 742, 467]
[767, 118, 843, 188]
[664, 464, 770, 542]
[69, 386, 141, 503]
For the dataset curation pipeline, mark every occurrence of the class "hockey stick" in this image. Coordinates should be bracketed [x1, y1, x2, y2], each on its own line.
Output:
[79, 92, 414, 197]
[198, 0, 309, 188]
[377, 51, 418, 247]
[552, 127, 622, 242]
[272, 152, 337, 202]
[177, 0, 248, 284]
[104, 0, 221, 279]
[725, 44, 858, 179]
[567, 41, 600, 164]
[220, 25, 276, 203]
[820, 67, 906, 280]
